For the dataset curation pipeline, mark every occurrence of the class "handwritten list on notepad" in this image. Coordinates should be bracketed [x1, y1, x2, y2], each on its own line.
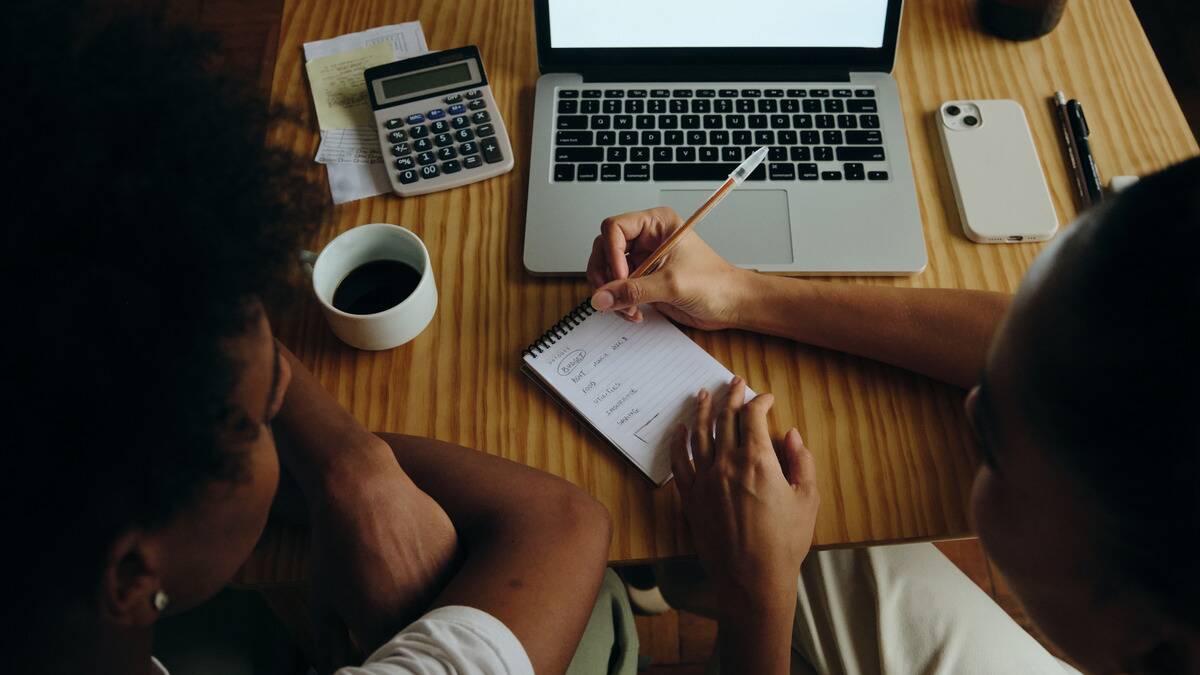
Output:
[522, 304, 752, 485]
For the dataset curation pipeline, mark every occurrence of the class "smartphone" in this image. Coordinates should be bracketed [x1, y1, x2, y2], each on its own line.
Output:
[938, 99, 1058, 243]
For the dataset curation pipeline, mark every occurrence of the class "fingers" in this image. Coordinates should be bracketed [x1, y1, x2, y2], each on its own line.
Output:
[715, 377, 745, 456]
[779, 428, 818, 492]
[691, 389, 714, 469]
[670, 424, 694, 498]
[738, 392, 776, 461]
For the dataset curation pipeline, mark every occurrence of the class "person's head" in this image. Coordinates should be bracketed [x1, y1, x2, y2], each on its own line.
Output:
[967, 156, 1200, 673]
[2, 2, 321, 663]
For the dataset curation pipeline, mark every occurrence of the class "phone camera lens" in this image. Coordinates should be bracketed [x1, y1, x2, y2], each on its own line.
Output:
[945, 105, 961, 116]
[963, 115, 979, 126]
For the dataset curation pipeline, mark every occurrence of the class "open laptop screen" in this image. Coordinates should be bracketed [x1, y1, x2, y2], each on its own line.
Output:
[548, 0, 889, 49]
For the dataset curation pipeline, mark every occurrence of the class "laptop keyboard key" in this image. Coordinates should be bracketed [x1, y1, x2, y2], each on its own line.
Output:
[822, 170, 842, 180]
[861, 114, 880, 129]
[582, 89, 602, 98]
[672, 89, 694, 97]
[790, 146, 811, 161]
[654, 162, 766, 181]
[597, 131, 616, 145]
[607, 147, 628, 162]
[814, 146, 833, 161]
[642, 131, 662, 145]
[854, 89, 874, 97]
[836, 146, 886, 161]
[687, 131, 706, 145]
[557, 115, 587, 130]
[555, 147, 603, 162]
[619, 131, 638, 145]
[556, 130, 592, 145]
[653, 147, 672, 162]
[631, 146, 650, 161]
[823, 130, 843, 145]
[681, 115, 701, 129]
[591, 115, 611, 129]
[675, 147, 696, 161]
[600, 164, 621, 181]
[559, 89, 579, 98]
[670, 99, 688, 113]
[725, 114, 746, 129]
[651, 89, 669, 98]
[847, 99, 878, 113]
[778, 130, 797, 144]
[794, 114, 813, 128]
[770, 115, 790, 128]
[837, 114, 858, 129]
[833, 89, 852, 97]
[846, 130, 883, 144]
[659, 115, 679, 129]
[749, 115, 768, 129]
[714, 99, 733, 113]
[577, 163, 598, 180]
[797, 163, 819, 180]
[721, 146, 742, 161]
[700, 147, 718, 162]
[558, 100, 578, 114]
[665, 131, 684, 145]
[754, 130, 775, 145]
[624, 164, 651, 180]
[648, 100, 666, 113]
[732, 130, 752, 145]
[868, 170, 889, 180]
[757, 99, 778, 113]
[802, 99, 821, 113]
[710, 130, 729, 144]
[554, 163, 574, 181]
[581, 100, 600, 114]
[614, 115, 633, 129]
[769, 162, 796, 180]
[844, 163, 865, 180]
[768, 146, 787, 161]
[605, 89, 624, 98]
[625, 100, 645, 114]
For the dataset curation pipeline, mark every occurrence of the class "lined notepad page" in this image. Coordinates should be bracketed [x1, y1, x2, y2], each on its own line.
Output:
[522, 305, 752, 485]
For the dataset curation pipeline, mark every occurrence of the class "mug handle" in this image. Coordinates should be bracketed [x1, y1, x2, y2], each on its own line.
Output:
[299, 250, 318, 276]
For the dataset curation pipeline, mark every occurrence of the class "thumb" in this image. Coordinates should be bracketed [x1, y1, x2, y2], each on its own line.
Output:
[591, 274, 674, 312]
[780, 428, 817, 491]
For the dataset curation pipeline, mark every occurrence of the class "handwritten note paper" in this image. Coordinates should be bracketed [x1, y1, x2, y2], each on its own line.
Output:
[523, 306, 753, 485]
[315, 126, 383, 164]
[305, 42, 394, 130]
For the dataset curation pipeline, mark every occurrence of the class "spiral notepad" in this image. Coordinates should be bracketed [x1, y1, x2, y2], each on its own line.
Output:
[522, 302, 752, 486]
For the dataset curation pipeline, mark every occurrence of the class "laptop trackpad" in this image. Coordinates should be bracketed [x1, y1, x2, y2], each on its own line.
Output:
[658, 190, 793, 265]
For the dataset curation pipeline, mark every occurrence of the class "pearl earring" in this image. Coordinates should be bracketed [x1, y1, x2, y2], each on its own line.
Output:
[152, 590, 170, 612]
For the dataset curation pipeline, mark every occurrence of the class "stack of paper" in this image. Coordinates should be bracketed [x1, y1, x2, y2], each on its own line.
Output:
[303, 23, 428, 204]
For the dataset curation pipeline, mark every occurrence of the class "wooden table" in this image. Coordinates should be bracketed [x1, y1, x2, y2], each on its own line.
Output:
[239, 0, 1197, 584]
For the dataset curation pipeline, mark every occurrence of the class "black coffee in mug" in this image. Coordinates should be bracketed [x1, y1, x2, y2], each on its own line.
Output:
[332, 259, 422, 315]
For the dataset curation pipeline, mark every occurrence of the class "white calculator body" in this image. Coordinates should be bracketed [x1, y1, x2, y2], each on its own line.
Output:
[366, 46, 514, 197]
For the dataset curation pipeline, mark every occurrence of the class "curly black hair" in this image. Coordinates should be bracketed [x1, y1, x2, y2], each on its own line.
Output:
[1, 0, 324, 629]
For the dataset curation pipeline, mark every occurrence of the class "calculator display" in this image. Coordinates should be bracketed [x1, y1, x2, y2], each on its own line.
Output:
[381, 62, 472, 99]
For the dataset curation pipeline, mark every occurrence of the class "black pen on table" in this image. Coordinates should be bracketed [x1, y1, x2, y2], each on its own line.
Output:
[1054, 91, 1104, 207]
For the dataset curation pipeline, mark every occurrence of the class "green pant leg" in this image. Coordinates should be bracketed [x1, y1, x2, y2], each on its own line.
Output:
[566, 568, 639, 675]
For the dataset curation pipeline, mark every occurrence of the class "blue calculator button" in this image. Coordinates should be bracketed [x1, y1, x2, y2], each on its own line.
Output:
[448, 103, 465, 115]
[406, 113, 425, 124]
[427, 108, 446, 119]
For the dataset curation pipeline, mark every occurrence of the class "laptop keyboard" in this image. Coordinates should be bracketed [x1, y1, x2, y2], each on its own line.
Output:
[552, 87, 889, 183]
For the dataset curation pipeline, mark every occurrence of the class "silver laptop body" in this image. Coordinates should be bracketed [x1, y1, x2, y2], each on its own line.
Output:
[523, 0, 926, 275]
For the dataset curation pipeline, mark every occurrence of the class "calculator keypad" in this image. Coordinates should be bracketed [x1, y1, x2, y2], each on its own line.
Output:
[385, 95, 506, 189]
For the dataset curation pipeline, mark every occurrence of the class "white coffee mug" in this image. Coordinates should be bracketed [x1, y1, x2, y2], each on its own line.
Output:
[301, 223, 437, 350]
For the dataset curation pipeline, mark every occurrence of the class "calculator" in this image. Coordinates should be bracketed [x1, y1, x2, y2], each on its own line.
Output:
[365, 46, 514, 197]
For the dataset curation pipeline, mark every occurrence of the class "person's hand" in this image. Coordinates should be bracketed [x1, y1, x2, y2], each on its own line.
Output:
[307, 447, 460, 672]
[586, 206, 752, 330]
[670, 377, 819, 613]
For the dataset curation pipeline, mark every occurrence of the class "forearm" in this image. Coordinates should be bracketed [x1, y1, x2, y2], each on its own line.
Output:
[378, 433, 611, 675]
[717, 595, 797, 675]
[735, 274, 1010, 389]
[273, 343, 396, 495]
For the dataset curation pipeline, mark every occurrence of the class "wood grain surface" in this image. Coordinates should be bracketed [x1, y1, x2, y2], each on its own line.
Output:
[236, 0, 1197, 585]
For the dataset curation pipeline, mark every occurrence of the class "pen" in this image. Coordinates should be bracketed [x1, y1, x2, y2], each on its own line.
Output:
[1065, 94, 1104, 206]
[630, 147, 769, 278]
[1054, 91, 1087, 206]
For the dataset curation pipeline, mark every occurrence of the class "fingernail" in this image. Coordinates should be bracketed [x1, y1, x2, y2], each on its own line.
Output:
[789, 427, 804, 444]
[591, 289, 614, 311]
[697, 388, 709, 401]
[731, 376, 742, 386]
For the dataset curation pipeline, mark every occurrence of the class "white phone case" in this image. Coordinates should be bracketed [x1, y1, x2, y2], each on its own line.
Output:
[938, 99, 1058, 243]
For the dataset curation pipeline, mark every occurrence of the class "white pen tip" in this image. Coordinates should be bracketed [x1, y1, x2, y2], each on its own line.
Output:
[730, 146, 770, 184]
[1054, 91, 1067, 105]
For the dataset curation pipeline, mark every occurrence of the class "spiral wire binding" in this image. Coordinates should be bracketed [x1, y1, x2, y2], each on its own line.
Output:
[522, 299, 597, 358]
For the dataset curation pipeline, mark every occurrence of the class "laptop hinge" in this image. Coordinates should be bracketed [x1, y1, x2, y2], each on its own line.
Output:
[575, 66, 852, 83]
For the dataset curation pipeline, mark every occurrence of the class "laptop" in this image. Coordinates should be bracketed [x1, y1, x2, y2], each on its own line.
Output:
[523, 0, 926, 275]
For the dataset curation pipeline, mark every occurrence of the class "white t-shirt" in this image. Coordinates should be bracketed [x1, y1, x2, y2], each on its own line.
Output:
[152, 606, 533, 675]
